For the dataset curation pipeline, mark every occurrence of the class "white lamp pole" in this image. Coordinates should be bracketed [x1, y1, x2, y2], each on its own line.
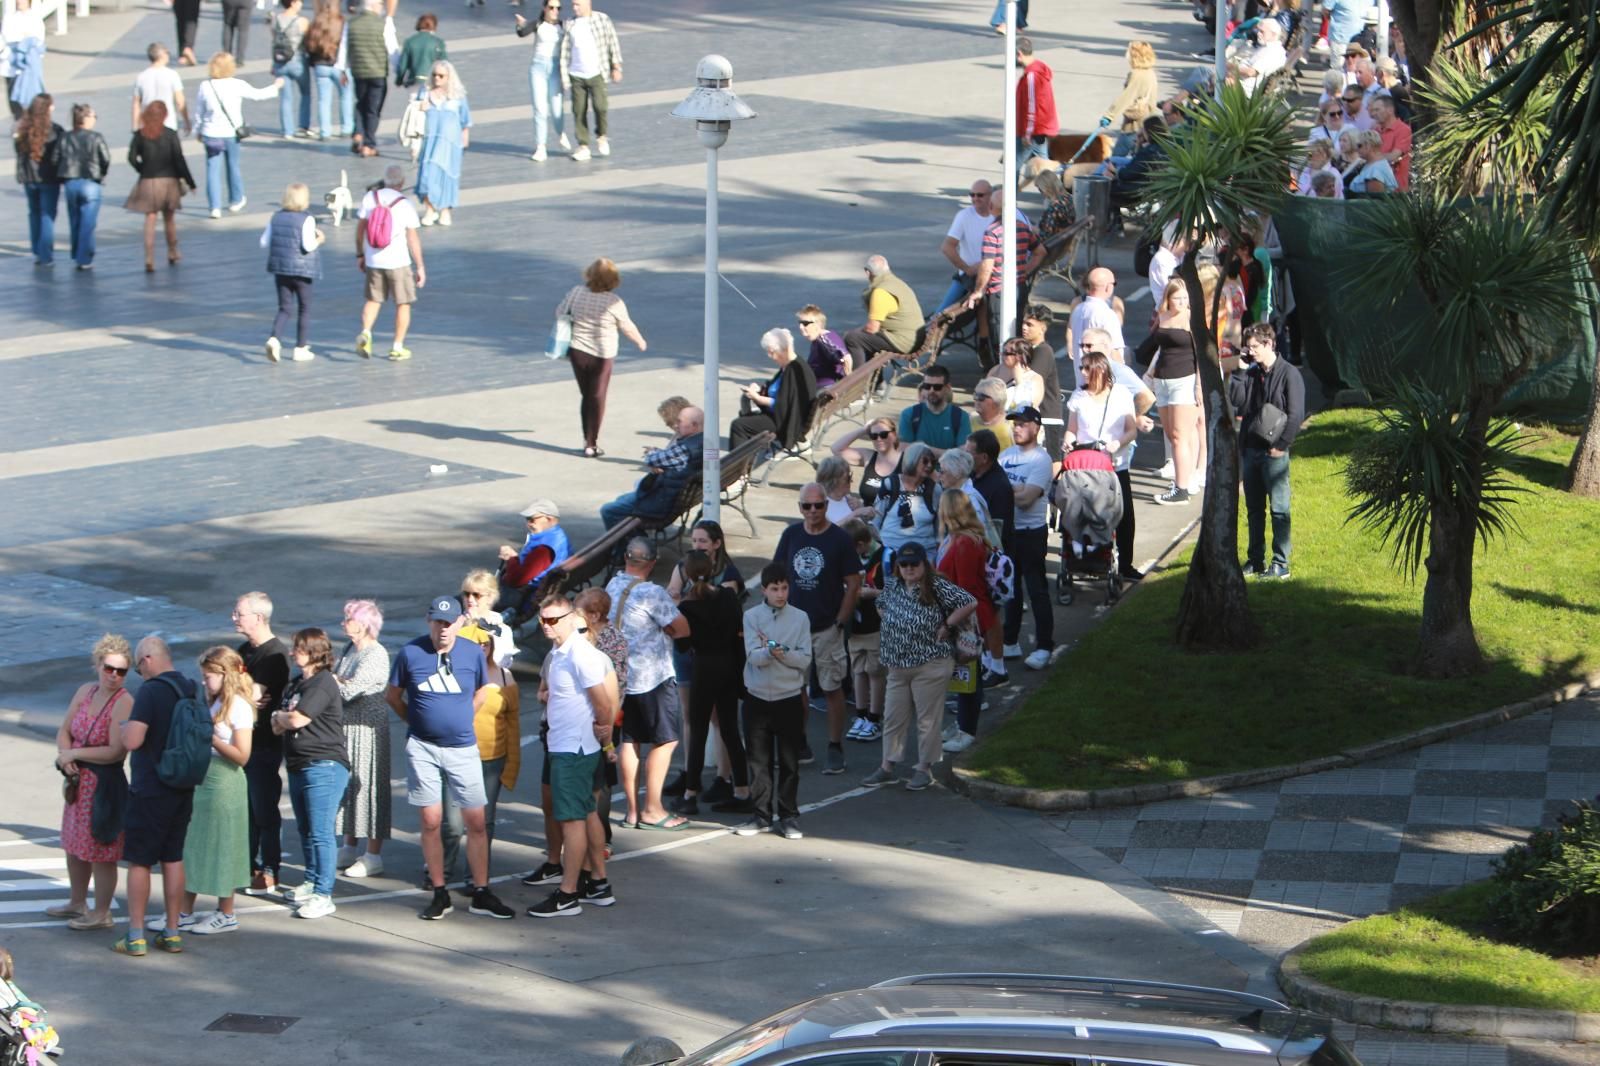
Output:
[1214, 0, 1229, 99]
[671, 56, 754, 524]
[1001, 1, 1018, 346]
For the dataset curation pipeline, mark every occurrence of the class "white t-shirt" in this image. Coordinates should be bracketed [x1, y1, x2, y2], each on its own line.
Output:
[1067, 386, 1138, 471]
[210, 693, 255, 756]
[357, 189, 420, 270]
[999, 443, 1053, 530]
[0, 9, 46, 78]
[1148, 246, 1178, 308]
[542, 635, 611, 755]
[945, 204, 992, 270]
[567, 16, 600, 78]
[135, 66, 185, 130]
[531, 19, 561, 62]
[1069, 296, 1126, 384]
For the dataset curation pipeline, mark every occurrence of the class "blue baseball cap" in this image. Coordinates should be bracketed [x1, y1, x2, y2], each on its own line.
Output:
[426, 595, 463, 623]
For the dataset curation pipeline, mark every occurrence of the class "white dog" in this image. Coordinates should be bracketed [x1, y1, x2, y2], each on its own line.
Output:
[324, 170, 354, 227]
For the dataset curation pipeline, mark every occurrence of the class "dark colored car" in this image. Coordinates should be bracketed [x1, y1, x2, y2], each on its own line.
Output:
[627, 973, 1363, 1066]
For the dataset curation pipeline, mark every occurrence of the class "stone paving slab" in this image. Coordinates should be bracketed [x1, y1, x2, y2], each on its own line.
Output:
[0, 572, 230, 669]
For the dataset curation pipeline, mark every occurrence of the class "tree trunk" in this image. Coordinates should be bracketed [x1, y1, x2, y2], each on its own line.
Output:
[1413, 399, 1490, 678]
[1387, 0, 1446, 84]
[1173, 255, 1261, 651]
[1565, 342, 1600, 497]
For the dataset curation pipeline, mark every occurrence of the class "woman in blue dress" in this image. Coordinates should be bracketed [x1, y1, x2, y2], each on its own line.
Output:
[414, 60, 471, 227]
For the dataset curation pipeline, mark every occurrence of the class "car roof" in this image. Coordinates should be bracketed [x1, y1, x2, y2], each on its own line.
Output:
[677, 974, 1346, 1066]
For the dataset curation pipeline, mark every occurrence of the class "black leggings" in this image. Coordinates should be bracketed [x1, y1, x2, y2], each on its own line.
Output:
[354, 77, 387, 146]
[685, 659, 748, 790]
[272, 275, 313, 347]
[221, 0, 252, 60]
[1115, 467, 1136, 573]
[173, 0, 200, 54]
[568, 347, 614, 448]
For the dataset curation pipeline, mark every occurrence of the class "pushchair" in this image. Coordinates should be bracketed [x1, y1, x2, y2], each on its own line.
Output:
[1053, 443, 1124, 607]
[1, 970, 61, 1065]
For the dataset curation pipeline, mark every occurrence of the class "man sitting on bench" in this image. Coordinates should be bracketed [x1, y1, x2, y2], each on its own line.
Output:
[600, 405, 706, 530]
[843, 254, 925, 367]
[497, 498, 570, 623]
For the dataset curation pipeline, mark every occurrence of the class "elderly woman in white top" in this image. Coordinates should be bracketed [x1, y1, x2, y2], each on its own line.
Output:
[192, 51, 282, 217]
[556, 256, 647, 458]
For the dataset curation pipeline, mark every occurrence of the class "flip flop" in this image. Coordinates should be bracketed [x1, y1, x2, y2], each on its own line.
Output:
[617, 817, 639, 830]
[636, 816, 689, 832]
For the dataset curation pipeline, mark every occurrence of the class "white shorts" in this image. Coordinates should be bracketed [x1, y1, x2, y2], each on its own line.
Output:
[405, 735, 488, 810]
[1151, 373, 1199, 409]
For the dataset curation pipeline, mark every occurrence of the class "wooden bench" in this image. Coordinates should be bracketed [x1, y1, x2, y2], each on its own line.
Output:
[1032, 217, 1094, 298]
[881, 308, 957, 394]
[810, 350, 895, 443]
[642, 430, 775, 540]
[538, 517, 642, 599]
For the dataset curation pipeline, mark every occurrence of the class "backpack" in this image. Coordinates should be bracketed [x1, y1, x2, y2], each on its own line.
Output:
[909, 402, 961, 444]
[271, 17, 296, 64]
[984, 546, 1017, 606]
[364, 189, 403, 250]
[153, 676, 213, 790]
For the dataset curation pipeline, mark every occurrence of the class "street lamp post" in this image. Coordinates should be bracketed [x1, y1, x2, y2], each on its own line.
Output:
[671, 55, 754, 525]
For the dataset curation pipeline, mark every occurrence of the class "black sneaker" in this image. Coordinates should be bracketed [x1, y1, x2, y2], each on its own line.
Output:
[469, 887, 515, 920]
[521, 861, 563, 886]
[455, 880, 479, 899]
[1153, 487, 1191, 506]
[668, 794, 700, 816]
[798, 743, 815, 766]
[778, 818, 804, 840]
[700, 777, 734, 804]
[419, 887, 453, 921]
[579, 878, 616, 907]
[662, 772, 694, 797]
[526, 890, 581, 918]
[979, 667, 1009, 687]
[711, 795, 754, 814]
[1262, 563, 1291, 580]
[1242, 562, 1264, 577]
[1118, 567, 1144, 581]
[733, 816, 772, 837]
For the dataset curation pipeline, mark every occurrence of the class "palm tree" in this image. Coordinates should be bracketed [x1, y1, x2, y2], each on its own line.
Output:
[1339, 192, 1587, 677]
[1136, 82, 1300, 650]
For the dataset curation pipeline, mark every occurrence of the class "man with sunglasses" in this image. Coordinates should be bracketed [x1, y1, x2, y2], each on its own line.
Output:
[774, 484, 862, 776]
[1339, 85, 1373, 132]
[934, 180, 993, 312]
[896, 365, 970, 454]
[999, 407, 1056, 670]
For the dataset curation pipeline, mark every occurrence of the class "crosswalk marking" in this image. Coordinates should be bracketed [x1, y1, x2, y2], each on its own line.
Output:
[0, 857, 65, 873]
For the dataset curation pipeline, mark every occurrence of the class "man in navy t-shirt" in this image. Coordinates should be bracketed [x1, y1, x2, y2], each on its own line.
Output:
[386, 595, 512, 922]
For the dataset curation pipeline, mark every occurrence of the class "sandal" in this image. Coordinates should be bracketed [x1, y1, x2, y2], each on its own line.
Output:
[617, 816, 639, 829]
[582, 445, 597, 458]
[636, 816, 689, 832]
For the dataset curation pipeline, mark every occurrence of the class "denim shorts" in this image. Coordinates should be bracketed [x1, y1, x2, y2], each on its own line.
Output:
[1151, 373, 1199, 409]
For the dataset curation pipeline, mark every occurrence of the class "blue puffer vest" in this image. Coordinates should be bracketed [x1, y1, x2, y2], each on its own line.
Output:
[266, 209, 321, 280]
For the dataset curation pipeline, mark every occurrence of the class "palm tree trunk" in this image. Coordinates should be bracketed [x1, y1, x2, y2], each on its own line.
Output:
[1414, 400, 1490, 678]
[1173, 256, 1260, 650]
[1565, 344, 1600, 497]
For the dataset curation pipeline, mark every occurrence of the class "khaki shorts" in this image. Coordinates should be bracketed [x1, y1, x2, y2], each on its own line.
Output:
[812, 624, 850, 693]
[849, 630, 884, 678]
[364, 265, 417, 305]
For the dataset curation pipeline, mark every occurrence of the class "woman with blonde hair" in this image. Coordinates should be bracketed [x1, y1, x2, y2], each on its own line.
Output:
[1134, 279, 1202, 506]
[259, 181, 325, 363]
[414, 59, 472, 227]
[49, 633, 135, 930]
[334, 599, 390, 878]
[556, 257, 648, 457]
[1034, 168, 1076, 239]
[1101, 41, 1158, 133]
[816, 455, 866, 525]
[830, 416, 903, 510]
[191, 51, 283, 218]
[935, 491, 993, 753]
[174, 646, 254, 935]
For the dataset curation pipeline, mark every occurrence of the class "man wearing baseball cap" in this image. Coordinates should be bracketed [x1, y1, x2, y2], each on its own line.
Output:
[498, 498, 570, 623]
[999, 406, 1056, 670]
[385, 594, 515, 921]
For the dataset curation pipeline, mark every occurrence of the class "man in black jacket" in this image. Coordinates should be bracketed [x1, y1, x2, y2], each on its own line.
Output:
[1228, 323, 1306, 580]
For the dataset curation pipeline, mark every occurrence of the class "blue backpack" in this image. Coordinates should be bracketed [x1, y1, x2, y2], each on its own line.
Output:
[154, 676, 213, 790]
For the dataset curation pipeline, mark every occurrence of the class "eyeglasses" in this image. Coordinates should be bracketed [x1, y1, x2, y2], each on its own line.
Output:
[1324, 110, 1341, 117]
[799, 501, 827, 511]
[868, 430, 892, 440]
[539, 611, 573, 626]
[102, 664, 129, 677]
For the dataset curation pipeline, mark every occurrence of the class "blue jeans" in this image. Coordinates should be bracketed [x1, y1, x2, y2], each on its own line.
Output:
[274, 53, 312, 134]
[1241, 447, 1292, 569]
[601, 491, 639, 529]
[529, 55, 563, 149]
[203, 136, 244, 211]
[990, 0, 1028, 27]
[25, 181, 59, 263]
[288, 759, 351, 897]
[1018, 135, 1050, 178]
[313, 64, 353, 137]
[63, 179, 101, 266]
[935, 272, 976, 313]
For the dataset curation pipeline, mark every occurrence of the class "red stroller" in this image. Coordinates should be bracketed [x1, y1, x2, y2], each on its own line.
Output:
[1054, 444, 1124, 606]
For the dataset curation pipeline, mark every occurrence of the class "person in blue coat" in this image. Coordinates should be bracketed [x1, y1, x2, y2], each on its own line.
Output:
[413, 59, 471, 228]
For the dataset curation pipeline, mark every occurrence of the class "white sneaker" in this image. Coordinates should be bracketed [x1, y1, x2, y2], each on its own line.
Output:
[281, 882, 315, 904]
[145, 911, 194, 932]
[558, 133, 571, 152]
[343, 854, 384, 878]
[596, 136, 610, 157]
[1002, 643, 1023, 659]
[1158, 460, 1175, 479]
[943, 731, 976, 753]
[572, 144, 591, 161]
[265, 336, 281, 363]
[227, 196, 247, 213]
[420, 205, 439, 226]
[941, 722, 960, 742]
[189, 911, 239, 935]
[530, 145, 547, 162]
[209, 208, 222, 219]
[438, 209, 452, 227]
[336, 844, 361, 869]
[1024, 649, 1051, 670]
[290, 346, 315, 362]
[295, 894, 337, 920]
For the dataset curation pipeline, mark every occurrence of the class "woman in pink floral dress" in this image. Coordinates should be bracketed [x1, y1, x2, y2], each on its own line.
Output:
[49, 633, 135, 930]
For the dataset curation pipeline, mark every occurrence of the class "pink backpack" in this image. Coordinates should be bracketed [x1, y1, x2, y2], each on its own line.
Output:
[364, 189, 402, 250]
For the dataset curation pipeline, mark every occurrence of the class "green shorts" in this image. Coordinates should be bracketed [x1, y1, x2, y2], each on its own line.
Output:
[547, 750, 602, 822]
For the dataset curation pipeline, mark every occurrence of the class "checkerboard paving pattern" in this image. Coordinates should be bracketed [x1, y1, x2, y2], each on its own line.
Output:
[1052, 693, 1600, 952]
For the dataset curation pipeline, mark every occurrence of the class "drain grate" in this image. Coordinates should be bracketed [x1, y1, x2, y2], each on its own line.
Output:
[205, 1013, 300, 1035]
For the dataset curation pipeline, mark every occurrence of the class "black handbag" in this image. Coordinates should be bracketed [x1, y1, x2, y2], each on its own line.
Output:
[210, 79, 254, 141]
[1247, 401, 1289, 448]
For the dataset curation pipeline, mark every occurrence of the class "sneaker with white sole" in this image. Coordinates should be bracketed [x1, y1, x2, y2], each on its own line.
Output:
[905, 769, 934, 791]
[281, 882, 315, 905]
[419, 887, 454, 920]
[355, 330, 372, 358]
[530, 145, 547, 162]
[265, 336, 281, 363]
[1002, 643, 1023, 659]
[579, 878, 616, 907]
[571, 144, 591, 161]
[1024, 648, 1051, 670]
[145, 912, 194, 932]
[778, 818, 803, 840]
[596, 136, 611, 157]
[1153, 487, 1191, 506]
[188, 911, 239, 935]
[558, 133, 571, 152]
[856, 719, 882, 741]
[468, 887, 515, 920]
[822, 744, 846, 775]
[209, 208, 222, 219]
[420, 205, 439, 226]
[1158, 459, 1175, 479]
[290, 346, 315, 362]
[943, 731, 976, 753]
[227, 196, 247, 213]
[521, 861, 563, 886]
[336, 844, 361, 869]
[295, 894, 336, 920]
[844, 716, 867, 740]
[438, 209, 452, 226]
[860, 766, 898, 787]
[343, 854, 384, 878]
[526, 889, 581, 918]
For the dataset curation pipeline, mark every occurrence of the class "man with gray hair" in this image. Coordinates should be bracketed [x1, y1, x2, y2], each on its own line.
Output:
[604, 539, 691, 829]
[729, 327, 818, 450]
[600, 404, 705, 529]
[355, 165, 426, 361]
[132, 43, 189, 133]
[844, 254, 924, 366]
[234, 590, 290, 896]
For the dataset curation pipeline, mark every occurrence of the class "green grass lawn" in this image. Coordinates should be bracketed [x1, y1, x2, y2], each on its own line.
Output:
[1295, 882, 1600, 1012]
[965, 409, 1600, 791]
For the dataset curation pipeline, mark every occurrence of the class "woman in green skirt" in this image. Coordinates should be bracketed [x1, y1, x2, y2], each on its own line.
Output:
[181, 646, 255, 935]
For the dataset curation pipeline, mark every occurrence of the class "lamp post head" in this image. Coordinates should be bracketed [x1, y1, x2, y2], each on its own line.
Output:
[670, 53, 755, 150]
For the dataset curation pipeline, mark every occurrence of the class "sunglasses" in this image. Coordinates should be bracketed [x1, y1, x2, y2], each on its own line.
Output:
[461, 590, 485, 599]
[102, 664, 129, 677]
[799, 501, 827, 511]
[869, 430, 892, 440]
[920, 382, 946, 391]
[1343, 97, 1361, 104]
[796, 318, 815, 326]
[968, 191, 989, 198]
[1324, 110, 1341, 117]
[540, 611, 572, 626]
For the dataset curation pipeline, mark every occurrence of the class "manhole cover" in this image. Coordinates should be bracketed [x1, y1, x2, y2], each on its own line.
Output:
[205, 1014, 300, 1035]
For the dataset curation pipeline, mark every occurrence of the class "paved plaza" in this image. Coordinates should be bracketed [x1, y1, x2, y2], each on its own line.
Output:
[1, 0, 1594, 1063]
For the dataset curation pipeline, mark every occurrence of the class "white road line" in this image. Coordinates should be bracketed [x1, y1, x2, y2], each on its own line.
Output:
[0, 879, 72, 894]
[0, 858, 67, 873]
[0, 837, 59, 848]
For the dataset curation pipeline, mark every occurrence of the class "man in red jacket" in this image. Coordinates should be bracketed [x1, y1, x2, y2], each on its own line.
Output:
[1016, 37, 1058, 180]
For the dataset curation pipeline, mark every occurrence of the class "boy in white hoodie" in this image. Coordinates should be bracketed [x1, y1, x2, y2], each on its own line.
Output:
[734, 563, 813, 840]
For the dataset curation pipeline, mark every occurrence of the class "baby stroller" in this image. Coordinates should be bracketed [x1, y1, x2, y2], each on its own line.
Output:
[1, 971, 61, 1065]
[1054, 443, 1124, 606]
